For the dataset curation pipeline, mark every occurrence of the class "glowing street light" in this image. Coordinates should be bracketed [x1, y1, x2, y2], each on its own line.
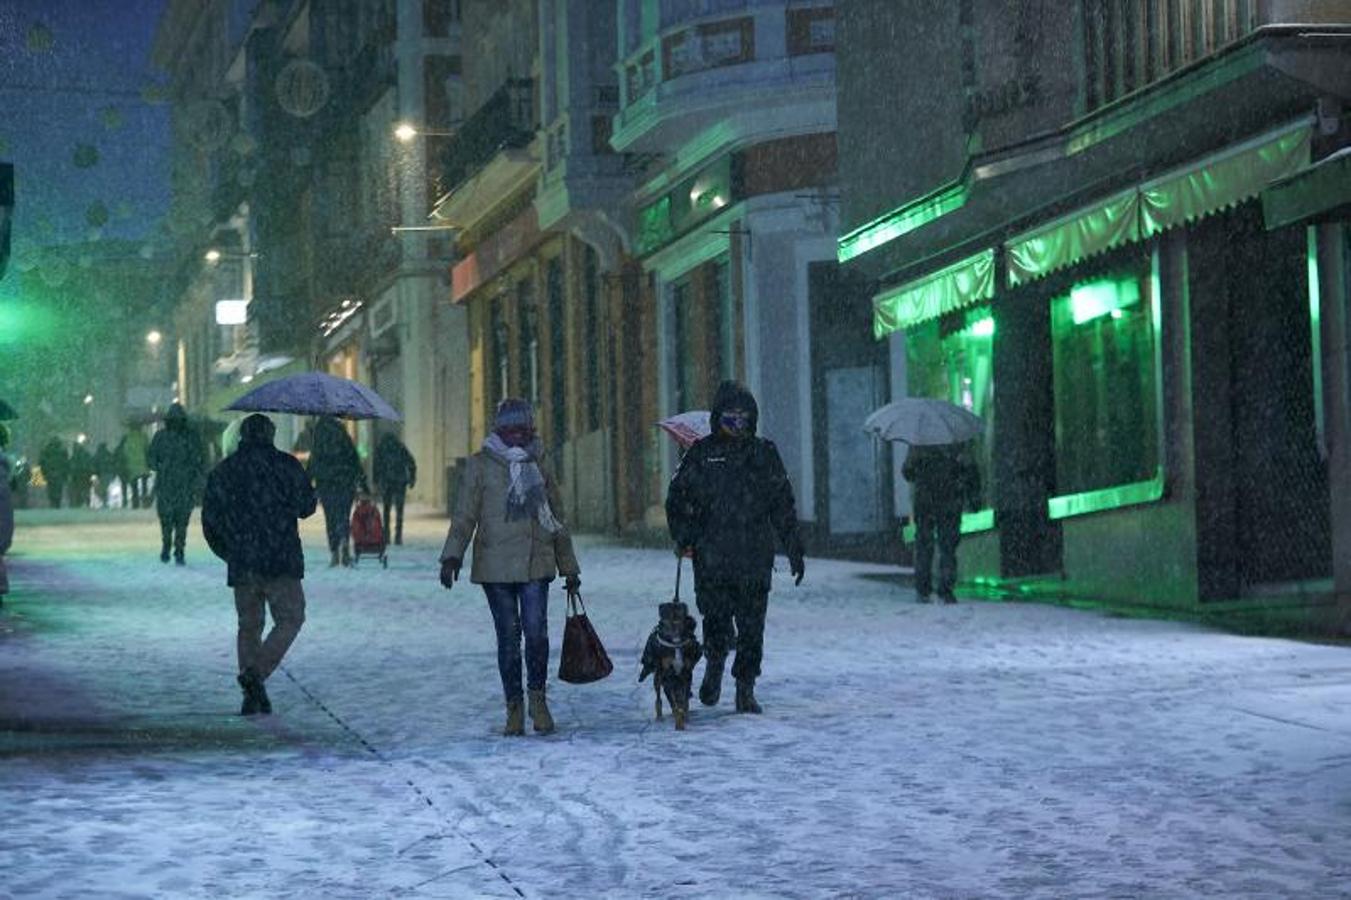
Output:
[394, 122, 457, 142]
[204, 249, 222, 263]
[83, 394, 94, 405]
[146, 329, 163, 346]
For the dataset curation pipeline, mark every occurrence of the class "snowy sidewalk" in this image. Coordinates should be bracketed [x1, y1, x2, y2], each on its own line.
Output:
[2, 510, 1350, 898]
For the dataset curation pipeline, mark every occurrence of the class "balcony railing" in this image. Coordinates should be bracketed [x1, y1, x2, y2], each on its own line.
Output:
[438, 78, 535, 197]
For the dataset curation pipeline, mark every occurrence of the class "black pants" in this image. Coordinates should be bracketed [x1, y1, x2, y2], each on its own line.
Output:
[913, 507, 961, 597]
[696, 580, 768, 683]
[46, 481, 63, 509]
[319, 490, 355, 552]
[381, 487, 406, 544]
[159, 504, 192, 557]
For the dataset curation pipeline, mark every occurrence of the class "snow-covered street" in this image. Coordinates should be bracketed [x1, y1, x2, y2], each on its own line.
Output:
[2, 509, 1350, 898]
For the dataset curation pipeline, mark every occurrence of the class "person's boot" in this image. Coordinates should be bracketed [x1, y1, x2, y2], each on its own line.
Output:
[340, 541, 352, 567]
[237, 671, 271, 716]
[329, 548, 340, 567]
[527, 689, 555, 734]
[699, 655, 725, 707]
[504, 699, 525, 736]
[734, 678, 762, 714]
[160, 542, 171, 564]
[174, 549, 185, 566]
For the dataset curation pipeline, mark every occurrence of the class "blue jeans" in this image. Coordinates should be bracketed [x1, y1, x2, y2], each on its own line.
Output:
[483, 580, 550, 701]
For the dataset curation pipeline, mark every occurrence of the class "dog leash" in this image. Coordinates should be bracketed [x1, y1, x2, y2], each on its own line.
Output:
[674, 555, 683, 602]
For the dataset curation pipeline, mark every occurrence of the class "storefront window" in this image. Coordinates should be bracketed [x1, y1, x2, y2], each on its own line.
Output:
[904, 306, 995, 507]
[1050, 266, 1159, 496]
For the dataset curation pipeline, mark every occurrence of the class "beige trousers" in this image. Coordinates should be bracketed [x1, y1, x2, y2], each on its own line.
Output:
[234, 575, 306, 680]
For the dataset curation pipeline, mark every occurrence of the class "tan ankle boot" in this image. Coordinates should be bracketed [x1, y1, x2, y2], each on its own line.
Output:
[527, 689, 555, 734]
[504, 699, 525, 736]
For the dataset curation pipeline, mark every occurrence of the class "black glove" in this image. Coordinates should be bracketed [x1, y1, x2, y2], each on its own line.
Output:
[440, 557, 461, 589]
[564, 573, 581, 594]
[790, 553, 805, 586]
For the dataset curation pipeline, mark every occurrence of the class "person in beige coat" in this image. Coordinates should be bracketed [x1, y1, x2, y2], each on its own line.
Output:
[440, 399, 581, 736]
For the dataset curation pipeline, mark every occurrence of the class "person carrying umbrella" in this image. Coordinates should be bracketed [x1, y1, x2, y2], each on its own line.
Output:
[38, 437, 68, 509]
[665, 380, 805, 715]
[372, 431, 416, 546]
[202, 414, 318, 715]
[307, 415, 366, 567]
[147, 403, 208, 564]
[902, 442, 981, 604]
[439, 398, 581, 737]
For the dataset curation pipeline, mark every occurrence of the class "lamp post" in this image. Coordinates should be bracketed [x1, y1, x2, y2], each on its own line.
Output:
[393, 122, 457, 143]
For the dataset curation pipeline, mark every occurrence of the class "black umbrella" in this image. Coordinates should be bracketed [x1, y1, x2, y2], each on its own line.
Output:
[0, 398, 16, 420]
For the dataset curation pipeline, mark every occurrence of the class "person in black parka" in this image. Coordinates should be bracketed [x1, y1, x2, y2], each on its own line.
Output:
[202, 413, 318, 715]
[67, 442, 95, 509]
[307, 415, 366, 567]
[38, 437, 68, 508]
[665, 380, 805, 715]
[147, 403, 207, 564]
[372, 431, 416, 545]
[902, 442, 981, 604]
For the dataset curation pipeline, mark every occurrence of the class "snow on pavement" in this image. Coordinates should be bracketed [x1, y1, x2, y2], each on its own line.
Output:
[2, 509, 1350, 898]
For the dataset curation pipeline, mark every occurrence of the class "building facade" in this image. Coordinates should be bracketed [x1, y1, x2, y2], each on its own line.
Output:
[837, 1, 1351, 623]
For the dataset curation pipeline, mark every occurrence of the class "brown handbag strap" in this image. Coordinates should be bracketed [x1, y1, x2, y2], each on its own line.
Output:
[567, 588, 586, 616]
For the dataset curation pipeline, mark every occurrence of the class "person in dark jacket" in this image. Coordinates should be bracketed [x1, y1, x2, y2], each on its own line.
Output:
[202, 414, 318, 715]
[307, 415, 366, 567]
[92, 442, 115, 507]
[372, 431, 416, 545]
[67, 441, 95, 509]
[665, 381, 805, 715]
[147, 403, 207, 564]
[38, 437, 68, 508]
[902, 442, 981, 604]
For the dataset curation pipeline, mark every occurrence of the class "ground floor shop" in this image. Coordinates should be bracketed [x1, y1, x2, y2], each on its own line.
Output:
[874, 120, 1351, 625]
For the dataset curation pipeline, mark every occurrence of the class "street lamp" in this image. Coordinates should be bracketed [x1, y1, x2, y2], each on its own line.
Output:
[204, 249, 222, 263]
[83, 394, 94, 405]
[394, 122, 457, 142]
[204, 249, 258, 264]
[146, 329, 163, 346]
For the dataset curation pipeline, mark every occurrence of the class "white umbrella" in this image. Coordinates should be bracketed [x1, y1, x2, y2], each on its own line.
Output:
[656, 410, 711, 449]
[227, 372, 402, 421]
[863, 398, 983, 445]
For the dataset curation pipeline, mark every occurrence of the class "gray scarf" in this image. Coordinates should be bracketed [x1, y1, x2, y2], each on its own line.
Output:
[483, 433, 562, 533]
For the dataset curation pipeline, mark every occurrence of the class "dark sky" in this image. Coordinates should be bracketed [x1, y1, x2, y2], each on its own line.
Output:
[0, 0, 171, 295]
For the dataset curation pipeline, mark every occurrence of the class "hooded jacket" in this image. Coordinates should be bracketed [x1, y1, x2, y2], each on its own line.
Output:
[307, 416, 366, 493]
[665, 381, 803, 588]
[202, 430, 318, 587]
[372, 433, 417, 492]
[147, 405, 207, 510]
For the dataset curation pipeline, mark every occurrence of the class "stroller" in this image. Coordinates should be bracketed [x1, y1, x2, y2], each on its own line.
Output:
[350, 496, 388, 568]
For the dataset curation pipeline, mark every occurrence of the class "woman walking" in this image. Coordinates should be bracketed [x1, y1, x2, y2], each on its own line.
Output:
[439, 398, 581, 736]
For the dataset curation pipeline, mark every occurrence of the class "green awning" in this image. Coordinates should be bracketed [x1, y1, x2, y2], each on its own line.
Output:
[1003, 121, 1312, 288]
[1262, 147, 1351, 231]
[1140, 124, 1310, 237]
[872, 248, 994, 338]
[1006, 190, 1140, 287]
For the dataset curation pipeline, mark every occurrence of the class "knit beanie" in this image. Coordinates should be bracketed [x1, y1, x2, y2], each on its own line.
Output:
[493, 398, 535, 431]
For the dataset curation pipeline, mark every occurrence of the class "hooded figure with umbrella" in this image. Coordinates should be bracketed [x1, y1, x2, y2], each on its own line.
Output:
[866, 398, 984, 604]
[665, 381, 805, 715]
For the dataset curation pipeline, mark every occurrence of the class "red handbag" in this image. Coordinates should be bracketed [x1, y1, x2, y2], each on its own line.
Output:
[558, 590, 613, 684]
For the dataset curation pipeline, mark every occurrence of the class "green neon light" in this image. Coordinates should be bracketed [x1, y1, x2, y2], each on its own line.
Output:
[1047, 471, 1164, 520]
[1308, 226, 1323, 448]
[0, 299, 59, 346]
[902, 508, 995, 544]
[838, 182, 970, 263]
[1069, 277, 1140, 325]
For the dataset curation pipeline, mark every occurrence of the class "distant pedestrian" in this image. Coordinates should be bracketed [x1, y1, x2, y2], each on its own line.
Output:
[202, 414, 318, 716]
[116, 424, 151, 509]
[147, 403, 207, 565]
[372, 431, 416, 545]
[901, 443, 981, 604]
[67, 442, 95, 509]
[665, 380, 805, 715]
[0, 425, 14, 602]
[307, 415, 366, 567]
[439, 398, 581, 737]
[38, 437, 68, 508]
[92, 442, 115, 507]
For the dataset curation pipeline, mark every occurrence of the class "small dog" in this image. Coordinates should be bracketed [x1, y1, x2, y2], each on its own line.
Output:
[639, 601, 702, 730]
